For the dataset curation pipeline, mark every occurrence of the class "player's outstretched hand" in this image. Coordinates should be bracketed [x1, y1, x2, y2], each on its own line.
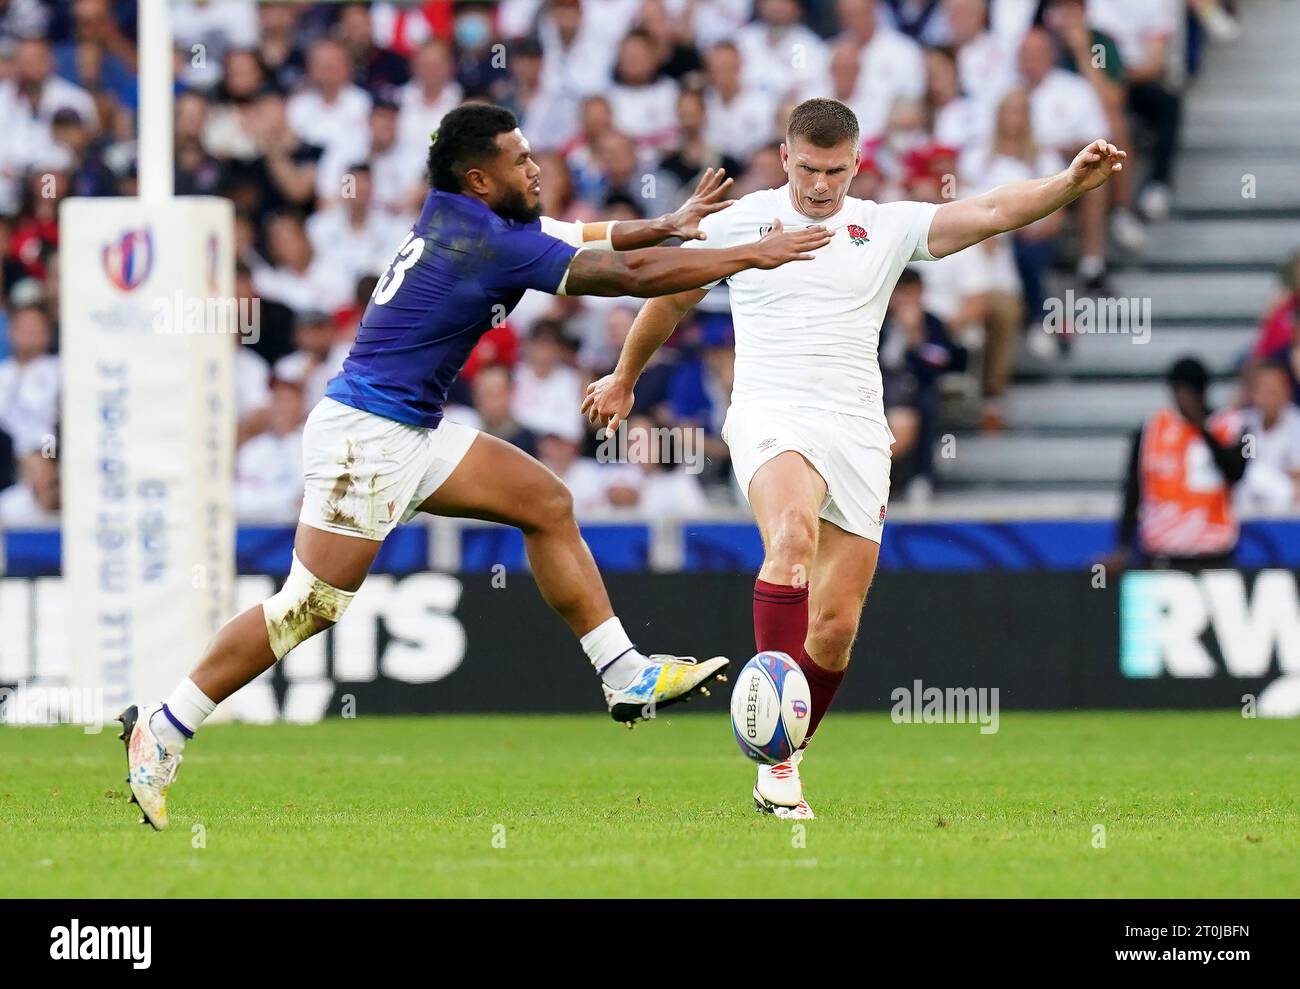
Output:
[582, 373, 636, 434]
[1067, 139, 1126, 194]
[750, 219, 833, 269]
[662, 167, 736, 242]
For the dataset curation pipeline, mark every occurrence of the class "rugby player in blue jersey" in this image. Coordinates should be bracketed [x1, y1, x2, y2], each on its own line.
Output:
[117, 103, 833, 829]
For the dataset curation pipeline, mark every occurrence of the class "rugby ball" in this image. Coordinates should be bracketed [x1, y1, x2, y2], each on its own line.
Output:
[730, 651, 812, 764]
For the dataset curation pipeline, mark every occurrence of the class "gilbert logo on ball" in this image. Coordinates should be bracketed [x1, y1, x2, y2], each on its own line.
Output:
[730, 651, 812, 764]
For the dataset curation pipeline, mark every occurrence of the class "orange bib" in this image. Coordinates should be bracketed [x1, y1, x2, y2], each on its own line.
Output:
[1138, 407, 1239, 556]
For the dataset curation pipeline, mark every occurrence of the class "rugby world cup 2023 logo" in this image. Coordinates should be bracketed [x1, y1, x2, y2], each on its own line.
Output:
[101, 226, 154, 292]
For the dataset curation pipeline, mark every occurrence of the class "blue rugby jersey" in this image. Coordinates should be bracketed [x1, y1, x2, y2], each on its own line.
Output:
[324, 189, 578, 427]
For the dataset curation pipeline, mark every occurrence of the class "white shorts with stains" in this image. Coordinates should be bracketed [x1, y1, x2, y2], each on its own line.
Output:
[299, 397, 478, 541]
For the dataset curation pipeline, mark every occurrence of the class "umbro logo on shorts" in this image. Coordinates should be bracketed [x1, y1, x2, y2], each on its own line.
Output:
[757, 437, 778, 452]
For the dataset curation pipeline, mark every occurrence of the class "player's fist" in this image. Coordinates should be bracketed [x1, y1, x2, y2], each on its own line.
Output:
[582, 373, 636, 433]
[750, 219, 833, 269]
[1067, 139, 1126, 194]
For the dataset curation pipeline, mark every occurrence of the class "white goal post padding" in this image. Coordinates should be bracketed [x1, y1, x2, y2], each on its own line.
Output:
[59, 197, 236, 717]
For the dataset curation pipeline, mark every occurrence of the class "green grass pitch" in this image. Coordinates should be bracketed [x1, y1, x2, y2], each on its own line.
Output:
[2, 711, 1297, 898]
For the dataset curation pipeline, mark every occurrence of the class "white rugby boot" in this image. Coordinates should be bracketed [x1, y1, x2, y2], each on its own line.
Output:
[754, 749, 814, 820]
[116, 703, 183, 831]
[603, 654, 729, 727]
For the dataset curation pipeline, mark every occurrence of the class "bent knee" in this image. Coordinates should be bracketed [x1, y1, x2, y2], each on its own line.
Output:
[765, 507, 819, 569]
[523, 479, 575, 532]
[807, 613, 860, 662]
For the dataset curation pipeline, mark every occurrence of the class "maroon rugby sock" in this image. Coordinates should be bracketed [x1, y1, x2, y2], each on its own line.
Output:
[796, 650, 845, 747]
[752, 578, 809, 662]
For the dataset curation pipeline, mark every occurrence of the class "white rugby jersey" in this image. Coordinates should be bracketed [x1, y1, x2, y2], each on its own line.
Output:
[683, 186, 938, 424]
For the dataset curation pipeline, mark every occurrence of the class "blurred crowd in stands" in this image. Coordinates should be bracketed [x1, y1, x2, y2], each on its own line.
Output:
[2, 0, 1294, 528]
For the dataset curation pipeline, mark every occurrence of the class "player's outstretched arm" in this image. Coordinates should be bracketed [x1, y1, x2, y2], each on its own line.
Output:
[562, 220, 832, 299]
[582, 288, 707, 431]
[544, 169, 735, 251]
[927, 139, 1126, 258]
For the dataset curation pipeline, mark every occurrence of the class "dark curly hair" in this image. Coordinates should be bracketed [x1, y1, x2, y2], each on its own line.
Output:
[426, 103, 520, 193]
[786, 97, 860, 149]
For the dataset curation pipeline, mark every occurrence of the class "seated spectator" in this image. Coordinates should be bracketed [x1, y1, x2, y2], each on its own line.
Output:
[880, 268, 966, 500]
[0, 449, 59, 526]
[738, 0, 830, 105]
[835, 0, 926, 141]
[608, 28, 680, 149]
[1085, 0, 1183, 221]
[623, 413, 712, 515]
[1044, 0, 1145, 252]
[944, 0, 1017, 111]
[537, 432, 641, 514]
[656, 89, 744, 207]
[287, 37, 373, 163]
[1244, 249, 1300, 373]
[273, 309, 347, 411]
[960, 87, 1063, 372]
[925, 45, 989, 152]
[1017, 26, 1110, 288]
[362, 97, 427, 217]
[171, 0, 259, 92]
[396, 39, 462, 158]
[668, 315, 734, 486]
[1104, 357, 1247, 573]
[305, 163, 408, 283]
[234, 377, 305, 520]
[0, 304, 59, 461]
[253, 212, 353, 315]
[1236, 362, 1300, 514]
[512, 319, 585, 443]
[702, 41, 777, 161]
[233, 327, 273, 446]
[335, 2, 410, 95]
[471, 363, 538, 458]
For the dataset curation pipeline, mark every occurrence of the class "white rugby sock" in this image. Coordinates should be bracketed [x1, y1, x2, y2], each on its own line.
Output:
[581, 617, 646, 689]
[149, 678, 217, 749]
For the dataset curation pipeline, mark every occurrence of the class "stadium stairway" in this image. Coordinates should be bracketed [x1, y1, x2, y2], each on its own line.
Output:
[928, 0, 1300, 516]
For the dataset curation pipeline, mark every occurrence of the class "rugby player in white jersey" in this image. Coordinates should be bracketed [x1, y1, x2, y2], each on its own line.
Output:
[584, 98, 1125, 819]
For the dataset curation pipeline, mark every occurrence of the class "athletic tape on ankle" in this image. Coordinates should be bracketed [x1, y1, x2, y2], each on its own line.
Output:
[262, 553, 356, 660]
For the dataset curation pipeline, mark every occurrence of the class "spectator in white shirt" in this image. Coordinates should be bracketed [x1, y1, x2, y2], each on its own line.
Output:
[273, 309, 348, 412]
[0, 304, 59, 459]
[234, 377, 305, 521]
[1237, 363, 1300, 514]
[738, 0, 830, 104]
[361, 98, 427, 218]
[835, 0, 926, 140]
[170, 0, 260, 92]
[397, 39, 464, 158]
[538, 432, 641, 515]
[944, 0, 1016, 110]
[0, 38, 99, 175]
[622, 415, 711, 516]
[0, 450, 60, 526]
[512, 320, 586, 444]
[608, 29, 680, 150]
[286, 38, 373, 162]
[925, 46, 990, 152]
[253, 212, 353, 315]
[1085, 0, 1183, 221]
[1018, 26, 1110, 288]
[305, 163, 409, 286]
[702, 42, 777, 160]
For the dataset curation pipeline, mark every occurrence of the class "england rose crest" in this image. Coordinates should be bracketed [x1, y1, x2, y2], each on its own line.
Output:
[846, 223, 869, 245]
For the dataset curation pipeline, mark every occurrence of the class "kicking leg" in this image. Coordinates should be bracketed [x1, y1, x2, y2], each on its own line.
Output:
[417, 431, 728, 722]
[748, 451, 827, 661]
[119, 524, 381, 830]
